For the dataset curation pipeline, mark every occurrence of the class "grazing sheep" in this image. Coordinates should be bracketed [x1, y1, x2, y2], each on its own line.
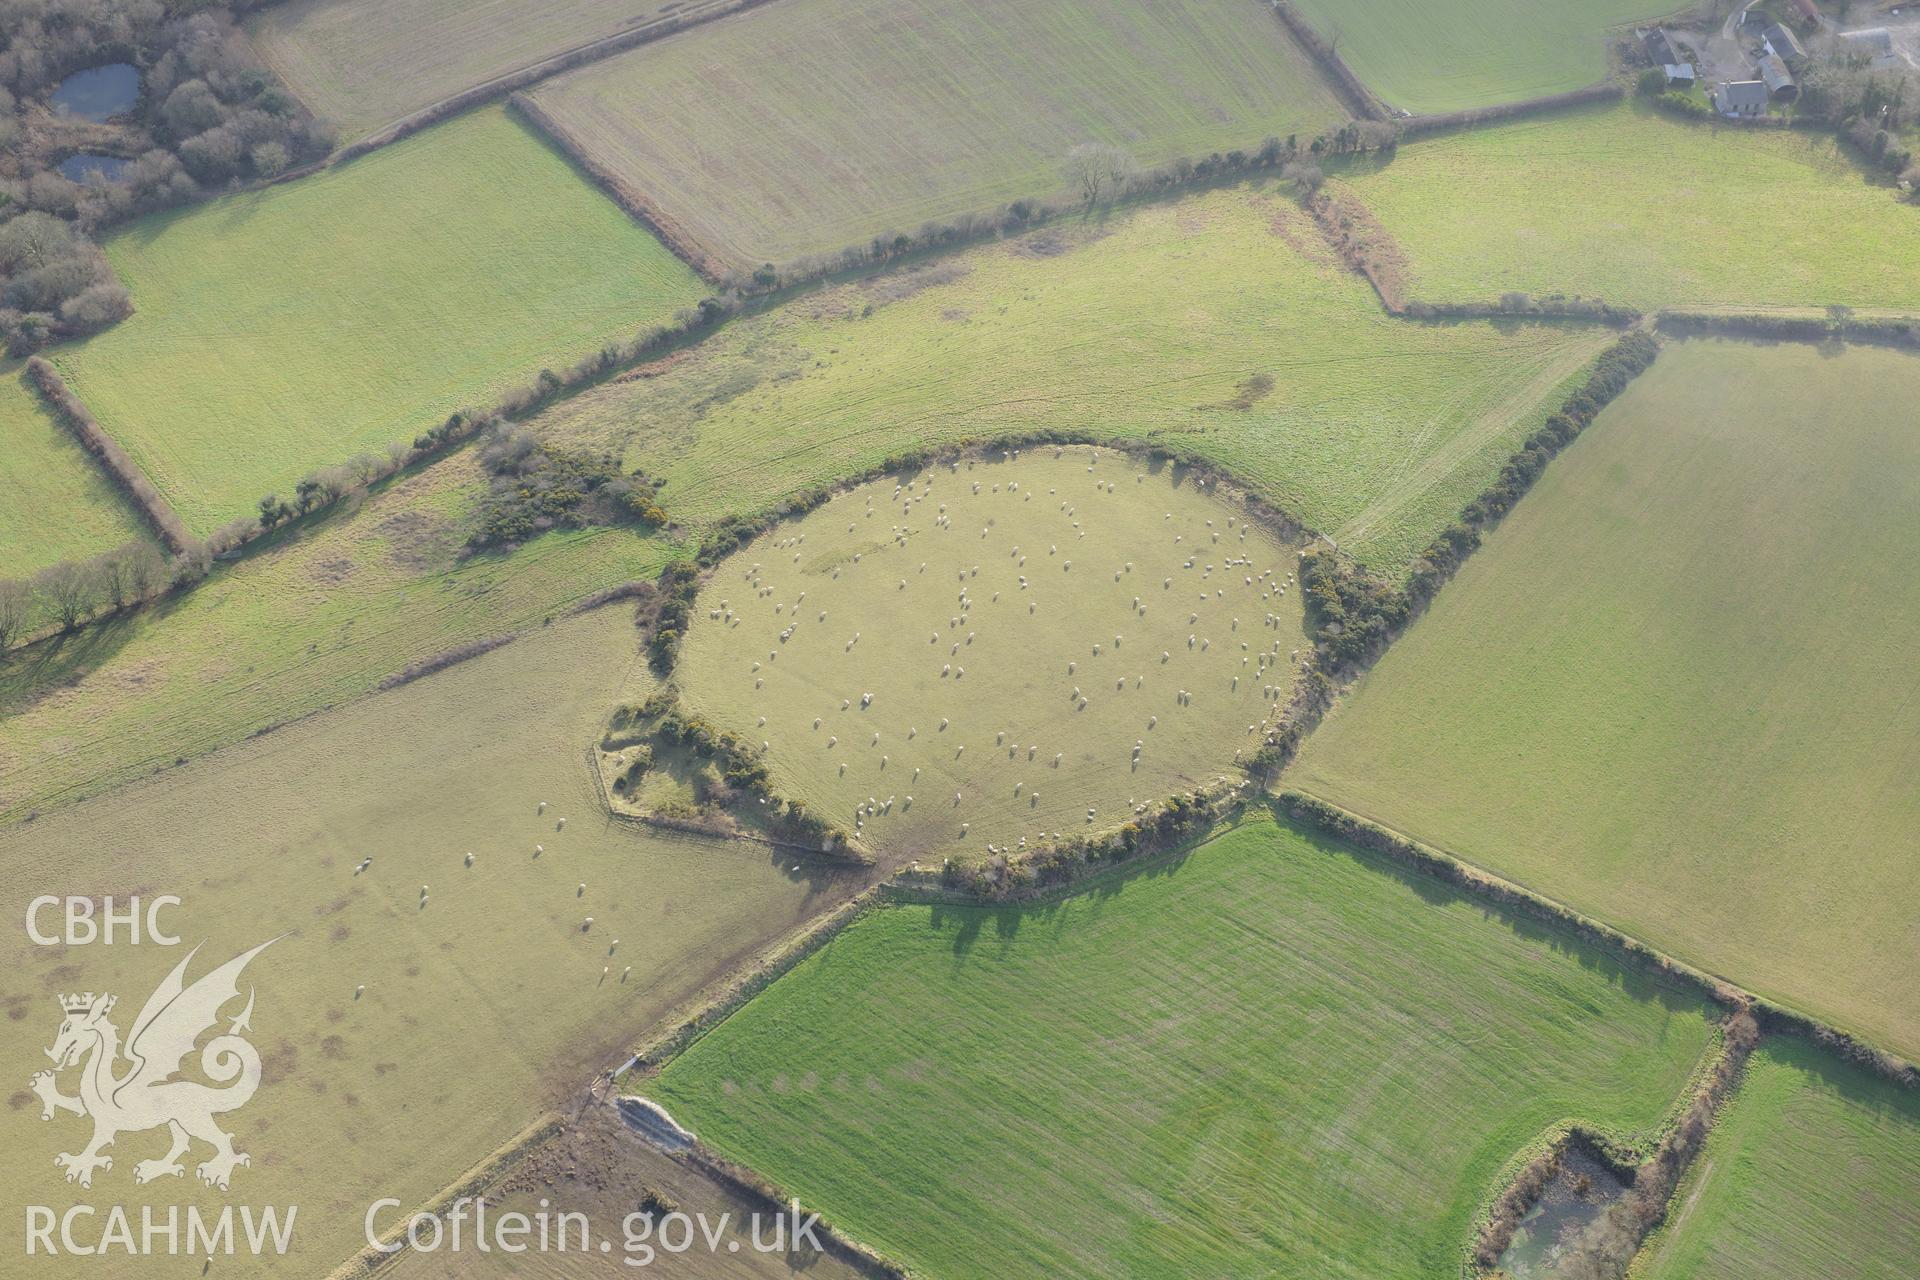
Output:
[355, 985, 366, 999]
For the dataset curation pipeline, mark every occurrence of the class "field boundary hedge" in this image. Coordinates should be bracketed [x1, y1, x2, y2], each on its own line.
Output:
[508, 93, 726, 280]
[1656, 309, 1920, 350]
[675, 1142, 906, 1278]
[23, 357, 192, 555]
[327, 1111, 567, 1280]
[626, 885, 890, 1074]
[1278, 793, 1918, 1088]
[375, 635, 515, 690]
[301, 0, 771, 167]
[1295, 330, 1659, 672]
[1399, 82, 1625, 139]
[1265, 0, 1389, 121]
[1467, 1011, 1755, 1278]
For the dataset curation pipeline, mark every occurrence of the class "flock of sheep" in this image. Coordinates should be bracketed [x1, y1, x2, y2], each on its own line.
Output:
[689, 448, 1307, 853]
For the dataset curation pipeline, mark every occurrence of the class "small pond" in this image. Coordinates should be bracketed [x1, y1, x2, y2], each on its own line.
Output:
[1498, 1144, 1635, 1280]
[58, 153, 131, 183]
[50, 63, 139, 121]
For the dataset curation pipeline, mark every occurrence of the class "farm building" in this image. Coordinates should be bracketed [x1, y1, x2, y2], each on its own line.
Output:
[1663, 63, 1697, 88]
[1838, 28, 1900, 69]
[1642, 27, 1679, 66]
[1713, 80, 1769, 117]
[1758, 53, 1798, 101]
[1763, 22, 1808, 68]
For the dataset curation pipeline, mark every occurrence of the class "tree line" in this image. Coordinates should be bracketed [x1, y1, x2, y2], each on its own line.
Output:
[0, 535, 205, 650]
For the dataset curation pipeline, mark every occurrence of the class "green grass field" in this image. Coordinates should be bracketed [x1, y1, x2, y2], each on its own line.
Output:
[1290, 338, 1920, 1059]
[534, 186, 1615, 573]
[1346, 102, 1920, 310]
[50, 105, 704, 535]
[248, 0, 732, 141]
[0, 447, 675, 822]
[0, 360, 152, 576]
[1633, 1037, 1920, 1280]
[527, 0, 1348, 270]
[0, 608, 867, 1273]
[676, 449, 1307, 860]
[1288, 0, 1665, 114]
[647, 816, 1715, 1278]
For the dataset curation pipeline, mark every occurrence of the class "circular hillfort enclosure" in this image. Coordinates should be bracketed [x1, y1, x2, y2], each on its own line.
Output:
[675, 446, 1312, 860]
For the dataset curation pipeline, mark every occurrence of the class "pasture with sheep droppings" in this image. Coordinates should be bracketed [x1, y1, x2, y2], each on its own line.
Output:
[0, 609, 869, 1271]
[674, 447, 1309, 861]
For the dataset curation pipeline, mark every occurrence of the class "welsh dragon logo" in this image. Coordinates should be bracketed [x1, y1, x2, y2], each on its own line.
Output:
[29, 939, 277, 1192]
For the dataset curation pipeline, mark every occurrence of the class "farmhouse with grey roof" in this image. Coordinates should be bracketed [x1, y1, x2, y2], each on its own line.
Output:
[1713, 80, 1769, 117]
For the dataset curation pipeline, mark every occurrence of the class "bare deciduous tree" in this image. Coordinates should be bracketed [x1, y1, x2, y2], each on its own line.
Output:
[35, 560, 97, 631]
[1063, 142, 1138, 208]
